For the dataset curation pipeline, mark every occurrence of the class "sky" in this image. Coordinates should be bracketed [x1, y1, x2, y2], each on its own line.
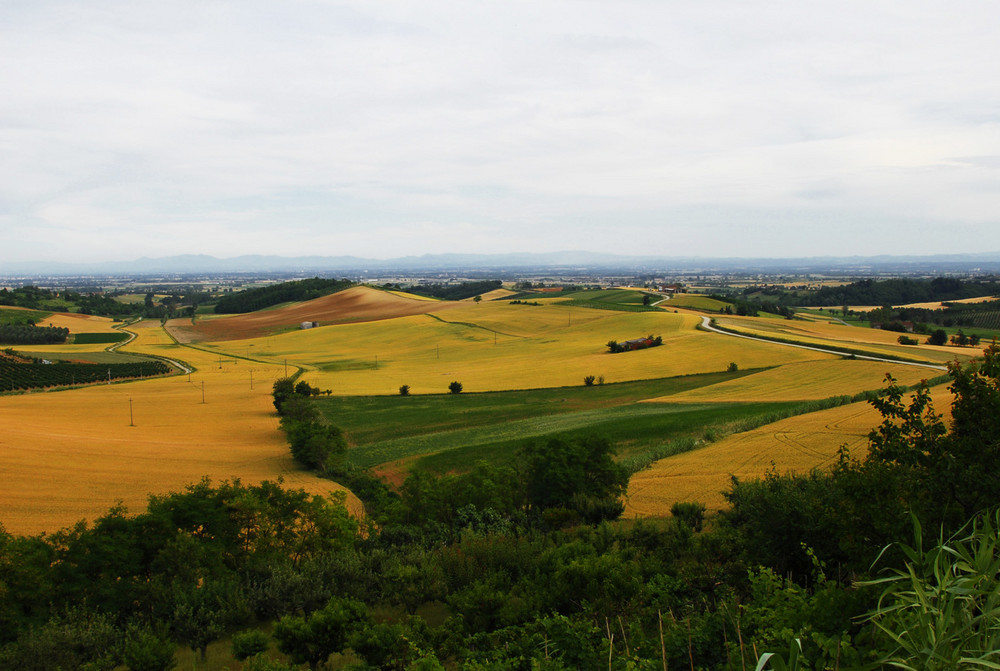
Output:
[3, 1, 1000, 265]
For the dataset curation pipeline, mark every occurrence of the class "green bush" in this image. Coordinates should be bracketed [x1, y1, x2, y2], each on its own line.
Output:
[232, 629, 270, 661]
[448, 381, 463, 394]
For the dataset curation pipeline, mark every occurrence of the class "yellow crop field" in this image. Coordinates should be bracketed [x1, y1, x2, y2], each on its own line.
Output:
[652, 359, 940, 403]
[213, 302, 836, 395]
[894, 295, 1000, 309]
[713, 315, 969, 364]
[625, 386, 955, 517]
[0, 318, 359, 536]
[386, 290, 439, 302]
[478, 288, 517, 301]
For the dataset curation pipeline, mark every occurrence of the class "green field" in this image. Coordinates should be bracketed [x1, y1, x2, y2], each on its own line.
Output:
[72, 332, 129, 344]
[553, 289, 660, 312]
[0, 308, 52, 325]
[316, 369, 812, 472]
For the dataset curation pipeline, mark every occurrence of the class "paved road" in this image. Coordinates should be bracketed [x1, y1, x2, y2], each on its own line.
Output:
[699, 316, 948, 372]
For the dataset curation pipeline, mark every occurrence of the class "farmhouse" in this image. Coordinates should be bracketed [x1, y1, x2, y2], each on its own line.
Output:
[622, 337, 656, 351]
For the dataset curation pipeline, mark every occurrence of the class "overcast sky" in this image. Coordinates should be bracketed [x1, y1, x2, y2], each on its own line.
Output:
[3, 1, 1000, 265]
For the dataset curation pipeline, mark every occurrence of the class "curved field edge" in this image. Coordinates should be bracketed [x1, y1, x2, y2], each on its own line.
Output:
[625, 385, 956, 517]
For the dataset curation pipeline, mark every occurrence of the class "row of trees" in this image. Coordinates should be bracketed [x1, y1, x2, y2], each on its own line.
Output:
[0, 324, 69, 345]
[0, 358, 172, 391]
[394, 280, 502, 302]
[214, 278, 354, 314]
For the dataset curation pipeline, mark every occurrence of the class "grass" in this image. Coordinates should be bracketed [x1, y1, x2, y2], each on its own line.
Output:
[317, 370, 763, 446]
[72, 332, 129, 344]
[0, 307, 52, 325]
[411, 400, 798, 474]
[315, 370, 798, 473]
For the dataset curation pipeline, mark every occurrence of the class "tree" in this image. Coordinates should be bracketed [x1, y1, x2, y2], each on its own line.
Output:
[283, 420, 347, 472]
[273, 596, 371, 670]
[927, 329, 948, 346]
[272, 377, 296, 414]
[521, 436, 629, 523]
[121, 624, 177, 671]
[231, 629, 270, 661]
[399, 384, 410, 396]
[449, 381, 463, 394]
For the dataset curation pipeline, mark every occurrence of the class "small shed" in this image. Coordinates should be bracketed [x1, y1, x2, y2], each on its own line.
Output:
[300, 321, 319, 329]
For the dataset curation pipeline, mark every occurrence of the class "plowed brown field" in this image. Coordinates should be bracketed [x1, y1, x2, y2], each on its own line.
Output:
[168, 286, 463, 342]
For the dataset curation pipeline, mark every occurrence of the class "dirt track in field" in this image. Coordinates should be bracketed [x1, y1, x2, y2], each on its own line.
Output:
[168, 286, 464, 343]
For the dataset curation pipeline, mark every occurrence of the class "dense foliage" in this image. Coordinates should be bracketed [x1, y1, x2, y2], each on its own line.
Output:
[214, 278, 354, 314]
[395, 280, 502, 301]
[0, 324, 69, 345]
[799, 277, 1000, 307]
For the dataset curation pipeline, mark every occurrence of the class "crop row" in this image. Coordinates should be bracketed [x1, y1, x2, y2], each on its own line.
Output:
[968, 310, 1000, 331]
[0, 360, 172, 391]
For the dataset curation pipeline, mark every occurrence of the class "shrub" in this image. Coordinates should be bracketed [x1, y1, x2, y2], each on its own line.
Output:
[727, 362, 739, 372]
[448, 381, 463, 394]
[232, 629, 270, 661]
[583, 375, 595, 386]
[897, 335, 918, 345]
[670, 501, 706, 532]
[399, 384, 410, 396]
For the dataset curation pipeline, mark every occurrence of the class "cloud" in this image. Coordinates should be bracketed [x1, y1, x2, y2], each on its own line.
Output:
[2, 0, 1000, 265]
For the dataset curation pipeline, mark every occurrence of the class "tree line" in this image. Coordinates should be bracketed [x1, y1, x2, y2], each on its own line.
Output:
[761, 276, 1000, 308]
[214, 278, 354, 314]
[2, 347, 999, 669]
[386, 280, 502, 302]
[0, 324, 69, 345]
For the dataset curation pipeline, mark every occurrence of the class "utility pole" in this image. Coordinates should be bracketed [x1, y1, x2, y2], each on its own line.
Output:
[250, 369, 254, 390]
[129, 398, 134, 426]
[107, 368, 111, 384]
[201, 380, 206, 404]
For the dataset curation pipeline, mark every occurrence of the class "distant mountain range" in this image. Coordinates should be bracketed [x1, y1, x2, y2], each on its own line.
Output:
[4, 251, 1000, 277]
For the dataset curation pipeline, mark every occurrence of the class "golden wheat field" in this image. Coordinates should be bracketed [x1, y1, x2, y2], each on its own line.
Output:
[651, 359, 940, 403]
[0, 317, 360, 536]
[202, 299, 837, 395]
[625, 386, 956, 517]
[713, 315, 971, 364]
